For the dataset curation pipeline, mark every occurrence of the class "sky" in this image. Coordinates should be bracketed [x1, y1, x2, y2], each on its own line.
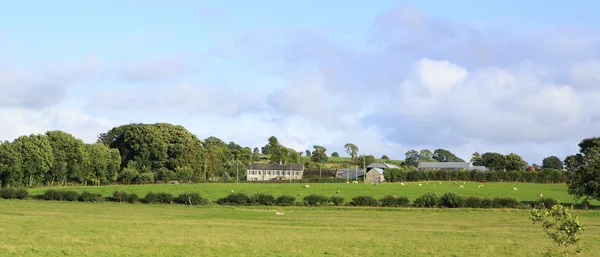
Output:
[1, 0, 600, 165]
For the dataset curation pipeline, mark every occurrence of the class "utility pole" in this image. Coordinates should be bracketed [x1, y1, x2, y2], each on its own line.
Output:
[363, 154, 366, 183]
[236, 159, 239, 183]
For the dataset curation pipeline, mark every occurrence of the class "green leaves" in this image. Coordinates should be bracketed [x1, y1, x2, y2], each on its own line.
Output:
[565, 137, 600, 201]
[531, 205, 585, 256]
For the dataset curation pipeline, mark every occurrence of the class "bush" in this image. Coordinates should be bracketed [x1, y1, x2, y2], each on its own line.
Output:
[142, 192, 158, 204]
[62, 190, 80, 201]
[252, 193, 275, 206]
[126, 193, 139, 203]
[155, 192, 174, 204]
[112, 190, 127, 202]
[492, 197, 520, 208]
[440, 192, 465, 208]
[41, 189, 79, 201]
[303, 194, 330, 206]
[351, 196, 380, 206]
[217, 192, 251, 206]
[275, 195, 296, 206]
[413, 192, 440, 208]
[175, 193, 209, 205]
[330, 196, 345, 206]
[480, 198, 493, 208]
[137, 172, 155, 184]
[380, 195, 410, 207]
[464, 196, 482, 208]
[0, 188, 28, 199]
[79, 191, 103, 202]
[536, 197, 559, 209]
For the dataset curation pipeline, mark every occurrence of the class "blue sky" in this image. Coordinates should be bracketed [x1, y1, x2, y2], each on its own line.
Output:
[1, 1, 600, 164]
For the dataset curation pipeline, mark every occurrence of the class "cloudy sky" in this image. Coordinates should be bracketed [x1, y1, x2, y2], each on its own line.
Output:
[1, 0, 599, 164]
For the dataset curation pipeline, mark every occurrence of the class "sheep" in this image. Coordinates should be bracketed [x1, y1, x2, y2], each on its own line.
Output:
[298, 193, 302, 196]
[352, 181, 359, 184]
[276, 212, 285, 216]
[336, 190, 341, 194]
[459, 185, 464, 188]
[540, 194, 543, 197]
[512, 187, 518, 191]
[230, 190, 234, 193]
[400, 183, 405, 186]
[346, 181, 350, 184]
[478, 185, 481, 188]
[304, 185, 310, 188]
[418, 183, 422, 186]
[439, 182, 442, 184]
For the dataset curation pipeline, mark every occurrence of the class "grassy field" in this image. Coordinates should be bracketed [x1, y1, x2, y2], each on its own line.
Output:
[1, 200, 600, 256]
[26, 182, 599, 206]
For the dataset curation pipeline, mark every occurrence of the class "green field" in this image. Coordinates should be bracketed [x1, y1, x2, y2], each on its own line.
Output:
[25, 182, 599, 206]
[1, 200, 600, 256]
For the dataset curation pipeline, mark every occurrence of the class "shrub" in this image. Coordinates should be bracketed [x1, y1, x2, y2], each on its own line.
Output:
[175, 193, 208, 205]
[492, 197, 520, 208]
[253, 193, 275, 206]
[464, 196, 482, 208]
[126, 193, 139, 203]
[142, 192, 158, 204]
[330, 196, 345, 206]
[413, 192, 440, 208]
[380, 195, 410, 207]
[303, 194, 330, 206]
[0, 188, 27, 199]
[351, 196, 379, 206]
[536, 197, 559, 209]
[480, 198, 493, 208]
[112, 190, 127, 202]
[217, 192, 251, 206]
[440, 192, 465, 208]
[275, 195, 296, 206]
[41, 189, 79, 201]
[137, 172, 155, 184]
[79, 191, 103, 202]
[155, 192, 174, 204]
[62, 190, 80, 201]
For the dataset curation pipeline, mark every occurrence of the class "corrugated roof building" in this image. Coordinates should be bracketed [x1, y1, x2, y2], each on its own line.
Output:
[416, 162, 489, 171]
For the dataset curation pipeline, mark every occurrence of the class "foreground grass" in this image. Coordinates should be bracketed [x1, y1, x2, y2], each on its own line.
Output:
[1, 200, 600, 256]
[27, 182, 598, 206]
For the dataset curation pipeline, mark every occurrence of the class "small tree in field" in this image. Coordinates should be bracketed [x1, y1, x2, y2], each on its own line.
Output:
[531, 205, 584, 256]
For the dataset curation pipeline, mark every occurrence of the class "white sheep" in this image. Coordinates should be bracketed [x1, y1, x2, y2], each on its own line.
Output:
[459, 185, 464, 188]
[276, 212, 285, 216]
[336, 191, 341, 194]
[512, 187, 518, 191]
[304, 185, 310, 188]
[352, 181, 359, 184]
[230, 190, 234, 193]
[540, 194, 543, 197]
[478, 185, 481, 188]
[400, 183, 405, 186]
[439, 182, 442, 184]
[346, 181, 350, 184]
[418, 183, 422, 186]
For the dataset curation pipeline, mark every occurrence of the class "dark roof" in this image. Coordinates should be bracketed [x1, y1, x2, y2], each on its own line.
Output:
[416, 162, 489, 171]
[247, 163, 304, 170]
[303, 168, 337, 178]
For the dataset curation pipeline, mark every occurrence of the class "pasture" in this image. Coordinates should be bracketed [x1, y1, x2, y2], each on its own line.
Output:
[1, 200, 600, 256]
[25, 182, 597, 206]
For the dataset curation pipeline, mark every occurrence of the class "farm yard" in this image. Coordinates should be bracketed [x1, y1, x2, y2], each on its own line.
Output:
[1, 198, 600, 256]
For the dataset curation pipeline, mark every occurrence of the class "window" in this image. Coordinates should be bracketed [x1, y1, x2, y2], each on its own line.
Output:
[249, 170, 255, 175]
[257, 171, 261, 175]
[294, 171, 299, 176]
[275, 171, 280, 175]
[266, 171, 271, 176]
[286, 171, 290, 176]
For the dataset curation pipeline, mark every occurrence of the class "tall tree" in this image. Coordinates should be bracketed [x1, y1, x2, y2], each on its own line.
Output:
[331, 152, 340, 157]
[564, 137, 600, 201]
[505, 153, 528, 171]
[0, 141, 23, 187]
[311, 145, 328, 163]
[433, 149, 465, 162]
[404, 149, 420, 167]
[471, 152, 483, 165]
[202, 136, 232, 180]
[381, 155, 390, 160]
[46, 131, 86, 186]
[13, 134, 54, 186]
[480, 152, 506, 171]
[305, 150, 311, 157]
[419, 149, 435, 162]
[344, 143, 359, 161]
[542, 156, 564, 170]
[261, 144, 271, 155]
[358, 155, 376, 168]
[83, 143, 121, 186]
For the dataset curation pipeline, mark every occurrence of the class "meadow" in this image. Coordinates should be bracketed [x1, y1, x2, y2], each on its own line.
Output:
[25, 182, 597, 206]
[1, 200, 600, 256]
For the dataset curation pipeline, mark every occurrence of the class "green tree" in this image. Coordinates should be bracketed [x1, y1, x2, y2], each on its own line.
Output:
[344, 143, 359, 161]
[419, 149, 435, 162]
[564, 137, 600, 201]
[505, 153, 528, 171]
[404, 150, 420, 167]
[331, 152, 340, 158]
[261, 144, 271, 155]
[286, 148, 301, 164]
[46, 131, 86, 186]
[531, 205, 584, 256]
[202, 136, 232, 181]
[84, 143, 121, 186]
[358, 155, 376, 168]
[433, 149, 465, 162]
[305, 150, 311, 157]
[381, 155, 389, 160]
[471, 152, 483, 165]
[481, 152, 506, 171]
[14, 134, 54, 186]
[311, 145, 328, 163]
[543, 156, 564, 170]
[0, 141, 23, 187]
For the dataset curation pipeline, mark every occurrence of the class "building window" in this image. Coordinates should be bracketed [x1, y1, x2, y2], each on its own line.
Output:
[257, 171, 261, 175]
[249, 170, 255, 175]
[286, 171, 290, 175]
[266, 171, 271, 175]
[294, 171, 299, 176]
[275, 171, 280, 175]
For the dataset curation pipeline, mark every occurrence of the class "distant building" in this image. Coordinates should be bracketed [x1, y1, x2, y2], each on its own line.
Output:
[416, 162, 489, 171]
[246, 163, 304, 181]
[364, 168, 385, 183]
[366, 162, 400, 170]
[335, 168, 365, 180]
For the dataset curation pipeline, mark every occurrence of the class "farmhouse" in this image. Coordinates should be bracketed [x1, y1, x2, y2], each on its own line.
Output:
[417, 162, 489, 171]
[246, 163, 305, 181]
